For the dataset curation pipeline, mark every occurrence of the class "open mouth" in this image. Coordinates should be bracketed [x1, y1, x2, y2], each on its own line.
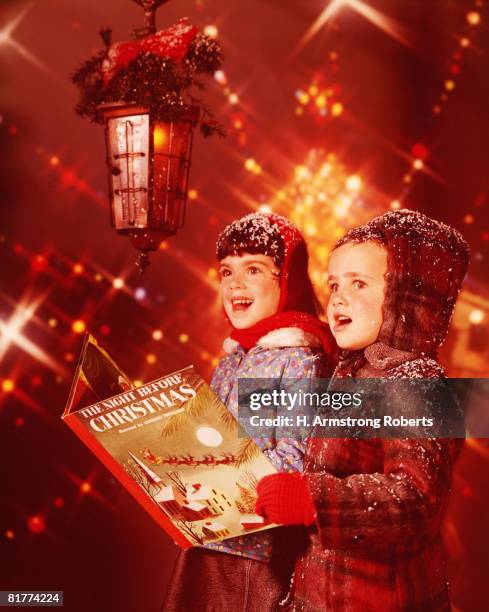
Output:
[230, 297, 254, 313]
[333, 313, 352, 331]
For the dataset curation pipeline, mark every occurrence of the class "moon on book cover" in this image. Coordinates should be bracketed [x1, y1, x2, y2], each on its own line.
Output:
[195, 426, 223, 447]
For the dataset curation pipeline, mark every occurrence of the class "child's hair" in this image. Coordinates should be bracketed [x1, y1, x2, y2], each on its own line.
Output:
[334, 225, 387, 251]
[216, 213, 322, 317]
[217, 214, 285, 266]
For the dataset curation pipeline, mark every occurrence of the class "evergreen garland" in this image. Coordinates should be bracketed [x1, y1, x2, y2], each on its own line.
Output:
[73, 29, 224, 137]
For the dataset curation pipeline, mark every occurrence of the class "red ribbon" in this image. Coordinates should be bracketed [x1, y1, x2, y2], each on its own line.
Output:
[102, 18, 199, 86]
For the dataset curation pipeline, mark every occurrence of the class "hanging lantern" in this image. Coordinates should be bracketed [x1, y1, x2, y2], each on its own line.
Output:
[72, 0, 224, 272]
[100, 102, 198, 272]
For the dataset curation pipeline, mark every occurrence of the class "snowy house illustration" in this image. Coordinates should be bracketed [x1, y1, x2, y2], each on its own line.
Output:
[202, 521, 230, 539]
[179, 501, 212, 522]
[154, 485, 186, 517]
[185, 483, 232, 515]
[240, 514, 268, 531]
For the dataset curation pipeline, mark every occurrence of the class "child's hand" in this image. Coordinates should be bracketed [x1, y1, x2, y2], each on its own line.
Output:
[255, 473, 316, 526]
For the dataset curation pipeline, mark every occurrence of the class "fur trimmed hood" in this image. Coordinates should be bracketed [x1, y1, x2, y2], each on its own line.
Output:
[223, 326, 323, 354]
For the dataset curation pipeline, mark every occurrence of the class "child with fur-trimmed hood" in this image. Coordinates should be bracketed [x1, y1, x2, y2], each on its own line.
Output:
[163, 212, 335, 611]
[256, 209, 470, 611]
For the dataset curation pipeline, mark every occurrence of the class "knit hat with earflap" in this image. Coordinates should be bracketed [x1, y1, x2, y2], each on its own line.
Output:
[216, 212, 319, 316]
[335, 209, 470, 355]
[216, 212, 334, 352]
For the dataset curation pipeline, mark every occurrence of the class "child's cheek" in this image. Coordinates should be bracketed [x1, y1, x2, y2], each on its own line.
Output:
[354, 296, 380, 327]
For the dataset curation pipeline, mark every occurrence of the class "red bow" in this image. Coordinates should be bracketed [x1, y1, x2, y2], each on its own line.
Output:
[102, 18, 198, 86]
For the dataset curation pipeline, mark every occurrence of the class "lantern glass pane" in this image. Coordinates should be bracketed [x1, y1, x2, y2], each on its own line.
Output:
[107, 113, 149, 229]
[152, 120, 192, 229]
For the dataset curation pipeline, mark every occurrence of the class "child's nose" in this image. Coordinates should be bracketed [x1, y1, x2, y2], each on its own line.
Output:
[230, 273, 246, 289]
[332, 290, 348, 306]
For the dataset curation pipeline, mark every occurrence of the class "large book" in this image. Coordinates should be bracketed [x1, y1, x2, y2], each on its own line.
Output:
[63, 334, 277, 549]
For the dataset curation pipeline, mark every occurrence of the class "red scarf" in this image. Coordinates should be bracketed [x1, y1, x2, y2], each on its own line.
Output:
[231, 310, 334, 353]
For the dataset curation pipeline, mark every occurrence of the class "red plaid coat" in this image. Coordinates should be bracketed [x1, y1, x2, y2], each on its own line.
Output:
[288, 344, 463, 612]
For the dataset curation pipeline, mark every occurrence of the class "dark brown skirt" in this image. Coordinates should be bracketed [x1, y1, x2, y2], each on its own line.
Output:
[162, 527, 308, 612]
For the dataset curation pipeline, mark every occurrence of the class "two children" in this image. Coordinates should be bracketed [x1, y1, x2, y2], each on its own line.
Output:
[164, 212, 334, 611]
[256, 209, 469, 611]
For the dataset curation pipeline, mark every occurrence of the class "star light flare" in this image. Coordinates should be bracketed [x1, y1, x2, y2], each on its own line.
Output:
[0, 292, 69, 376]
[0, 4, 59, 79]
[295, 0, 414, 55]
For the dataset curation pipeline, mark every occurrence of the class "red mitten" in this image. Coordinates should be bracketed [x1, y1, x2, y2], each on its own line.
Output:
[255, 473, 316, 526]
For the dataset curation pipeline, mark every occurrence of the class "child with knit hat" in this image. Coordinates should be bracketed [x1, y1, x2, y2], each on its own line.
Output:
[256, 209, 469, 611]
[163, 212, 335, 611]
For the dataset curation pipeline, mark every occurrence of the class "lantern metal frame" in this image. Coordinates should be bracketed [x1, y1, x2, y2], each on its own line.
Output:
[99, 102, 198, 271]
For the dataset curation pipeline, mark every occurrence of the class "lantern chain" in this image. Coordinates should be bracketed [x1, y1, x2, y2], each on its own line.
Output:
[131, 0, 169, 35]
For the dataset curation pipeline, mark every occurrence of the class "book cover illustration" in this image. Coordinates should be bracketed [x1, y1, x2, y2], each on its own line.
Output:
[63, 353, 277, 549]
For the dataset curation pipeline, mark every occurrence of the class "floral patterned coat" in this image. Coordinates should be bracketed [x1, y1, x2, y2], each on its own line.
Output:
[206, 326, 332, 560]
[289, 343, 463, 612]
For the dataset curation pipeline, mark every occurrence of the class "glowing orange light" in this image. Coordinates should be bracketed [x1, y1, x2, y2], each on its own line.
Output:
[204, 24, 218, 38]
[94, 273, 103, 282]
[27, 515, 46, 534]
[345, 175, 362, 191]
[188, 189, 198, 200]
[466, 11, 481, 26]
[48, 318, 57, 328]
[2, 379, 15, 393]
[50, 155, 60, 167]
[464, 214, 474, 224]
[179, 333, 189, 344]
[469, 309, 484, 325]
[207, 268, 217, 279]
[200, 351, 210, 360]
[298, 91, 310, 105]
[308, 84, 319, 96]
[228, 93, 239, 105]
[72, 320, 86, 334]
[153, 126, 167, 150]
[245, 158, 257, 172]
[413, 159, 424, 170]
[315, 94, 327, 108]
[460, 37, 470, 48]
[214, 70, 227, 84]
[64, 352, 75, 363]
[113, 278, 124, 289]
[390, 200, 401, 210]
[80, 482, 91, 494]
[331, 102, 343, 116]
[133, 379, 143, 388]
[444, 80, 455, 91]
[72, 263, 84, 275]
[146, 353, 157, 364]
[211, 357, 219, 367]
[152, 330, 163, 341]
[258, 204, 272, 213]
[233, 119, 243, 129]
[5, 529, 15, 540]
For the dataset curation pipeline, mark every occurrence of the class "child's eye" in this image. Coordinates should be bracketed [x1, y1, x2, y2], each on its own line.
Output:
[352, 279, 367, 290]
[219, 269, 232, 278]
[328, 282, 339, 293]
[247, 266, 261, 275]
